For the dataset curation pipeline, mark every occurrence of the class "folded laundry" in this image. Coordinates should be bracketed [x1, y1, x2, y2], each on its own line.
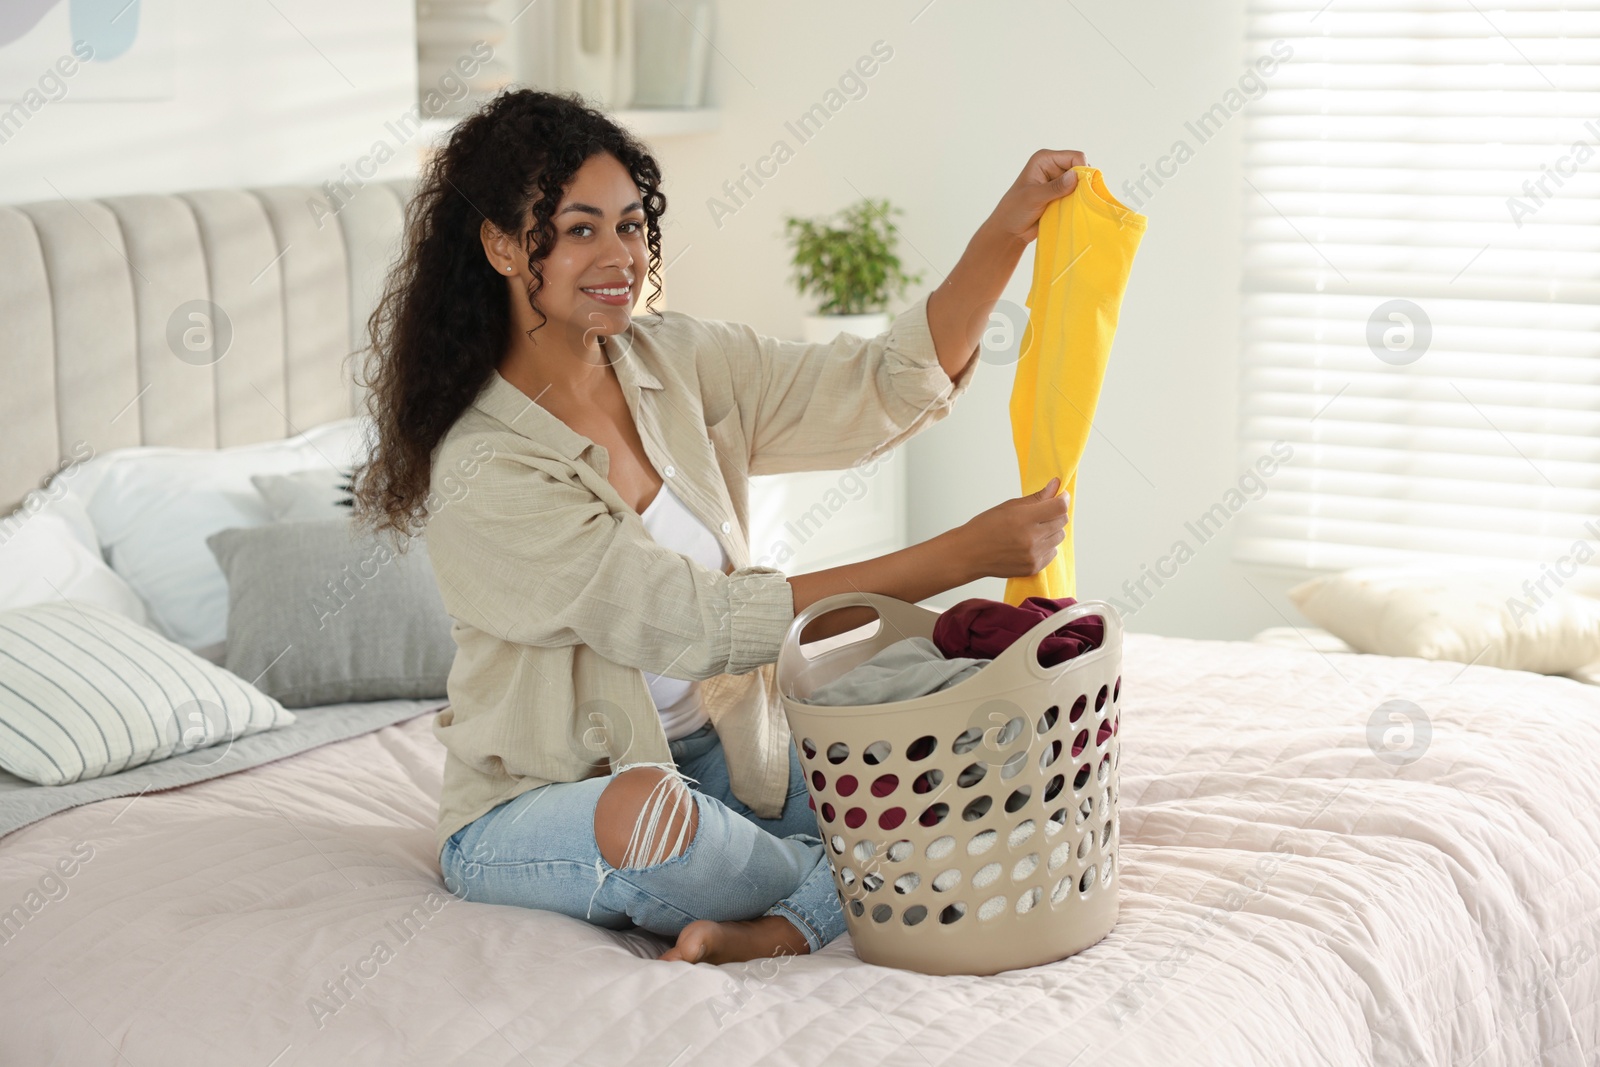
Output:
[798, 637, 991, 708]
[932, 595, 1104, 668]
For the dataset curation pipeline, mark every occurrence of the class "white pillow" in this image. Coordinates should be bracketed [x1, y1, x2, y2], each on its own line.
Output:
[1250, 626, 1355, 654]
[1288, 566, 1600, 675]
[0, 495, 149, 623]
[250, 467, 355, 522]
[0, 600, 294, 786]
[46, 418, 371, 650]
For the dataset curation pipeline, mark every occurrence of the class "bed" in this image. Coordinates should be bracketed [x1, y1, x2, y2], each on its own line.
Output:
[1, 180, 1597, 1067]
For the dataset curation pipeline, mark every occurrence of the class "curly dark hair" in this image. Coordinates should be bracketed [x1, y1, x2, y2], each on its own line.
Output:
[350, 88, 667, 547]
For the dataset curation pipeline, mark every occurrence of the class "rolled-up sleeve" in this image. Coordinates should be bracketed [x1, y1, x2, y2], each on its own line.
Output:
[427, 452, 795, 679]
[696, 291, 980, 476]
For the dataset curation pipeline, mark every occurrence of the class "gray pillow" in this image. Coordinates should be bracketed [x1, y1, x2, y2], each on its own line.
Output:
[205, 520, 455, 708]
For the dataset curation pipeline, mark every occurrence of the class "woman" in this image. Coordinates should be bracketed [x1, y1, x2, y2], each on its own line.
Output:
[351, 88, 1077, 965]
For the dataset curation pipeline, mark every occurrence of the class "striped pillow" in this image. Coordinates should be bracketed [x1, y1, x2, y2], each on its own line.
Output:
[0, 600, 294, 786]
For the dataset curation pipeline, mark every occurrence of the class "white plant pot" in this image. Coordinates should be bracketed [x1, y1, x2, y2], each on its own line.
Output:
[799, 311, 891, 344]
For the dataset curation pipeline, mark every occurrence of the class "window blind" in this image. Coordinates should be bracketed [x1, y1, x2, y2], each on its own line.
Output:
[1236, 0, 1600, 575]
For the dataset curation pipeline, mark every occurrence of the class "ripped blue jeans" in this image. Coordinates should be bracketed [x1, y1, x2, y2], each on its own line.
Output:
[438, 722, 847, 954]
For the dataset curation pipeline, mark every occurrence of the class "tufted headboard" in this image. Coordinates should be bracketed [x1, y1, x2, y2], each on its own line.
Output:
[0, 178, 418, 512]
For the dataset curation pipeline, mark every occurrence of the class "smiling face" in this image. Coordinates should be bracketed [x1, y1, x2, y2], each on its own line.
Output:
[482, 151, 649, 357]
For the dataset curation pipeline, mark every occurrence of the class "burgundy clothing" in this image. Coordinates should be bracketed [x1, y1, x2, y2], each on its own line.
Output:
[932, 596, 1104, 668]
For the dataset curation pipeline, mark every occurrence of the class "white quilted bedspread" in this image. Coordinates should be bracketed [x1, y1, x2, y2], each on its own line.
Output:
[1, 634, 1597, 1067]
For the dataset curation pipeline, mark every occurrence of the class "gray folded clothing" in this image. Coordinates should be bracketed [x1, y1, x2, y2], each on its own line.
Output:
[798, 636, 990, 707]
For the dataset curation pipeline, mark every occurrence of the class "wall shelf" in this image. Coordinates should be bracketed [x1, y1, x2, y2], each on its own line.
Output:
[415, 106, 720, 158]
[612, 107, 722, 136]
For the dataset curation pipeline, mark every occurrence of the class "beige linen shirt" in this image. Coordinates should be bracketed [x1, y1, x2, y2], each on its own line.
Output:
[424, 291, 981, 854]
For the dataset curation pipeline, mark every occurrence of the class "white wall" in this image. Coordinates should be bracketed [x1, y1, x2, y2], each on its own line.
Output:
[0, 0, 1310, 639]
[0, 0, 416, 205]
[639, 0, 1307, 638]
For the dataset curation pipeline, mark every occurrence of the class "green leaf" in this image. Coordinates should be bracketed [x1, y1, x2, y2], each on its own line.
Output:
[781, 197, 924, 316]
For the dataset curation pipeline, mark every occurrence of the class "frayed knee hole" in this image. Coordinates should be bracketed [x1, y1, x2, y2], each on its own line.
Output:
[596, 768, 700, 869]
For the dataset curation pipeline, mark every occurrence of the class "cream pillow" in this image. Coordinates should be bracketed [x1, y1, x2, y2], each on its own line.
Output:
[1568, 661, 1600, 686]
[1288, 566, 1600, 676]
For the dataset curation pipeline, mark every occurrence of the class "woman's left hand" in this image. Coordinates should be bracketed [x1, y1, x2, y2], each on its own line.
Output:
[983, 149, 1089, 246]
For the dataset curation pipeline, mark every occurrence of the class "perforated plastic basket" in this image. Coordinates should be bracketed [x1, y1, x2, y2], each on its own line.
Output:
[776, 592, 1123, 976]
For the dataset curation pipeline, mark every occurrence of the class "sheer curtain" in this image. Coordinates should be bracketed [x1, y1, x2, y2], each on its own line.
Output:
[1236, 0, 1600, 579]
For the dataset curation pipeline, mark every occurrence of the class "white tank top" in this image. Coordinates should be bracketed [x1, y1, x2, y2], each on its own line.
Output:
[638, 480, 730, 740]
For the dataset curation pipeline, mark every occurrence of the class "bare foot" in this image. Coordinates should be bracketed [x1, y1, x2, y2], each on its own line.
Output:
[658, 915, 811, 964]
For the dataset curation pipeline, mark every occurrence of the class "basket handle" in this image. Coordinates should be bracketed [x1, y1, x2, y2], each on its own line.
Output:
[990, 598, 1122, 681]
[778, 593, 1120, 686]
[777, 591, 932, 676]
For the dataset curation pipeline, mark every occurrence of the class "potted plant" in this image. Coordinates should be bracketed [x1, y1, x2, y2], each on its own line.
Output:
[783, 197, 924, 343]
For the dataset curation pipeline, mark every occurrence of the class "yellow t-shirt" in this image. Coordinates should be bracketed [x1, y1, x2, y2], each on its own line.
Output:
[1006, 166, 1147, 604]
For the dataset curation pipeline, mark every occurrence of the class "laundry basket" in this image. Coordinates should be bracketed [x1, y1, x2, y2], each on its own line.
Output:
[776, 592, 1123, 976]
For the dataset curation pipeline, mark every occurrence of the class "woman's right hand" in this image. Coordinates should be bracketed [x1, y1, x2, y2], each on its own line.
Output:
[955, 477, 1070, 580]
